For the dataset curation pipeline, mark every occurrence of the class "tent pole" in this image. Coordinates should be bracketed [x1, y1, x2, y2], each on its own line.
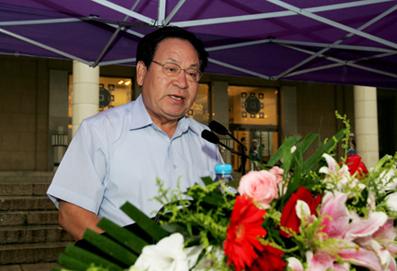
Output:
[165, 0, 186, 25]
[93, 1, 143, 66]
[88, 0, 155, 25]
[0, 27, 90, 65]
[158, 0, 166, 25]
[268, 0, 397, 50]
[173, 0, 392, 27]
[208, 58, 270, 80]
[284, 45, 397, 78]
[276, 4, 397, 79]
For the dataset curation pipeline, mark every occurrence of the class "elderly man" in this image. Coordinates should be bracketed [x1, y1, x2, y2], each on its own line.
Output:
[47, 26, 222, 240]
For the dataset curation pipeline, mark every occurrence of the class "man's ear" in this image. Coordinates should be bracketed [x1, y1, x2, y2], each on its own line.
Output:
[136, 61, 147, 87]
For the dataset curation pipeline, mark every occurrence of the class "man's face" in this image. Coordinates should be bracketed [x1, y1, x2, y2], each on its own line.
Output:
[136, 38, 200, 125]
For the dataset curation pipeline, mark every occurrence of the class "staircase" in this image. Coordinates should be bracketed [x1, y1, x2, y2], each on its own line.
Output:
[0, 172, 73, 271]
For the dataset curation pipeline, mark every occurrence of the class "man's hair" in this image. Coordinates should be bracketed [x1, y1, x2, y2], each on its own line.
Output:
[136, 26, 208, 72]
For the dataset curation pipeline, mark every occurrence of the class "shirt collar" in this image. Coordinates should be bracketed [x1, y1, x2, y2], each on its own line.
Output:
[128, 95, 153, 130]
[128, 95, 200, 136]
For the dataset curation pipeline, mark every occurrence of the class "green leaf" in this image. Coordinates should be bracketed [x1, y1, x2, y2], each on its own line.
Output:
[267, 136, 300, 167]
[58, 253, 89, 271]
[298, 133, 319, 156]
[120, 202, 169, 241]
[83, 229, 137, 266]
[303, 129, 344, 171]
[201, 176, 213, 185]
[202, 192, 224, 206]
[97, 218, 148, 254]
[60, 244, 123, 271]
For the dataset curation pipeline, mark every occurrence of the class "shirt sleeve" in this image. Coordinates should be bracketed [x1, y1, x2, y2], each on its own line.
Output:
[47, 120, 107, 214]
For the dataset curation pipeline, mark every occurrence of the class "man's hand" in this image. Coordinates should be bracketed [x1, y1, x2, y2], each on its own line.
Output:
[59, 201, 103, 240]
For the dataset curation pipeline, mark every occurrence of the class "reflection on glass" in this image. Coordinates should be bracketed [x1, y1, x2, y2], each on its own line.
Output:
[187, 83, 209, 124]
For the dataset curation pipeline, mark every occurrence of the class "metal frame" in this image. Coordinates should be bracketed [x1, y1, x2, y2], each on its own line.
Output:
[0, 0, 396, 82]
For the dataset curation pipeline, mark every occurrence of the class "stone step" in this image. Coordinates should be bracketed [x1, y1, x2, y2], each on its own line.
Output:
[0, 172, 53, 184]
[0, 211, 58, 226]
[0, 197, 55, 211]
[0, 183, 50, 196]
[0, 262, 60, 271]
[0, 242, 71, 265]
[0, 225, 73, 244]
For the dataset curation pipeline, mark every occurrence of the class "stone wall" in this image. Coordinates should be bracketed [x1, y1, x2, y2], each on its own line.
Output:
[0, 56, 59, 170]
[296, 82, 354, 139]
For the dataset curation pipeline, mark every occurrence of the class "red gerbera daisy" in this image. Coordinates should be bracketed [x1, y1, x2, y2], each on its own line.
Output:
[224, 195, 267, 271]
[249, 245, 286, 271]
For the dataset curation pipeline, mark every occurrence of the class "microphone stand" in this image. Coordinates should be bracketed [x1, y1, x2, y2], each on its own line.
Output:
[208, 121, 249, 174]
[201, 129, 250, 174]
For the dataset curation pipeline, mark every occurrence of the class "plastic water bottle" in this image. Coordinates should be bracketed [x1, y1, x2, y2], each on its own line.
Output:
[214, 163, 233, 183]
[214, 163, 236, 194]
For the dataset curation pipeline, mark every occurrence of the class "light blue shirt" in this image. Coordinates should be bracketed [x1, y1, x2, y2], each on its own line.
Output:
[47, 95, 222, 226]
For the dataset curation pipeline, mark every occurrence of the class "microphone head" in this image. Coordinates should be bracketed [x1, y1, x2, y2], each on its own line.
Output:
[209, 120, 229, 135]
[201, 129, 220, 144]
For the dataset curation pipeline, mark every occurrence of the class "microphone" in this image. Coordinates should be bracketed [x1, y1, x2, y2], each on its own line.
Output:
[208, 120, 229, 136]
[201, 129, 245, 157]
[209, 120, 246, 150]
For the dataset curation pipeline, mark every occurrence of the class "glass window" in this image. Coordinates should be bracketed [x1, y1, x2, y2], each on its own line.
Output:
[186, 83, 210, 124]
[227, 85, 279, 172]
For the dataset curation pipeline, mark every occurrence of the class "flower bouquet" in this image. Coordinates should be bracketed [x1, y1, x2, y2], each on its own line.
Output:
[57, 117, 397, 271]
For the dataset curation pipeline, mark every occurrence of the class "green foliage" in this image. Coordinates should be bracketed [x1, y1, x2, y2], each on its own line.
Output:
[266, 127, 344, 209]
[58, 245, 123, 271]
[155, 180, 234, 248]
[57, 189, 171, 271]
[120, 202, 169, 241]
[97, 218, 148, 254]
[57, 113, 353, 271]
[335, 111, 352, 161]
[83, 229, 137, 266]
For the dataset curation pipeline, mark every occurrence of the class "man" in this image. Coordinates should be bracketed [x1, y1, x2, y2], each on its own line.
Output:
[47, 26, 222, 240]
[237, 137, 247, 174]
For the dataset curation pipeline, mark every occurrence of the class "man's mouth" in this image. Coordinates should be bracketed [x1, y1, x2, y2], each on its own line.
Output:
[169, 94, 185, 101]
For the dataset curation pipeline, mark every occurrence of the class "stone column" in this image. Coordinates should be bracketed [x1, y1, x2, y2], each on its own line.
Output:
[280, 86, 298, 139]
[72, 61, 99, 135]
[211, 81, 231, 163]
[354, 85, 379, 167]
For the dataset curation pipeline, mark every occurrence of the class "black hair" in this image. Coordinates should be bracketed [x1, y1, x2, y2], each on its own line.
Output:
[136, 26, 208, 72]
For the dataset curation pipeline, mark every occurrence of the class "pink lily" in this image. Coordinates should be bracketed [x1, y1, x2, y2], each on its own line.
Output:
[354, 219, 397, 271]
[306, 251, 349, 271]
[297, 191, 390, 271]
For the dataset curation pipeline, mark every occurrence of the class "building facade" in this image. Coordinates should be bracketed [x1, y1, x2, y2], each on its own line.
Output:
[1, 55, 395, 172]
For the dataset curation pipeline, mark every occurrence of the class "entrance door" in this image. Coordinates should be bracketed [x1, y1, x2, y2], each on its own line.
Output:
[231, 127, 279, 172]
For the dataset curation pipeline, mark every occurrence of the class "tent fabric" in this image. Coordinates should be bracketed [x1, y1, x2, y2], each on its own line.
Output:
[1, 0, 397, 88]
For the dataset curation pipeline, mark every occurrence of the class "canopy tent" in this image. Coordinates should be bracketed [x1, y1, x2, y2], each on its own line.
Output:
[1, 0, 397, 88]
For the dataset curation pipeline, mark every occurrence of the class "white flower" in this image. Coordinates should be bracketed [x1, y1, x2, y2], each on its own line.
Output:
[290, 145, 297, 154]
[286, 257, 304, 271]
[192, 246, 224, 271]
[131, 233, 202, 271]
[319, 153, 365, 197]
[367, 191, 376, 211]
[385, 192, 397, 212]
[296, 200, 311, 222]
[379, 169, 397, 192]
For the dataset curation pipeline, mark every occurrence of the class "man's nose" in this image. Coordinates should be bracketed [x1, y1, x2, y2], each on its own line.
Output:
[174, 70, 188, 88]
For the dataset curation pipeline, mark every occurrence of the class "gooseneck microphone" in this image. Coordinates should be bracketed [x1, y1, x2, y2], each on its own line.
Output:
[201, 129, 246, 157]
[208, 120, 229, 136]
[208, 120, 246, 150]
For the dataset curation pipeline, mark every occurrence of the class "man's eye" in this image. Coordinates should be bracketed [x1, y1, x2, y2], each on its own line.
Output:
[187, 70, 199, 77]
[165, 66, 179, 73]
